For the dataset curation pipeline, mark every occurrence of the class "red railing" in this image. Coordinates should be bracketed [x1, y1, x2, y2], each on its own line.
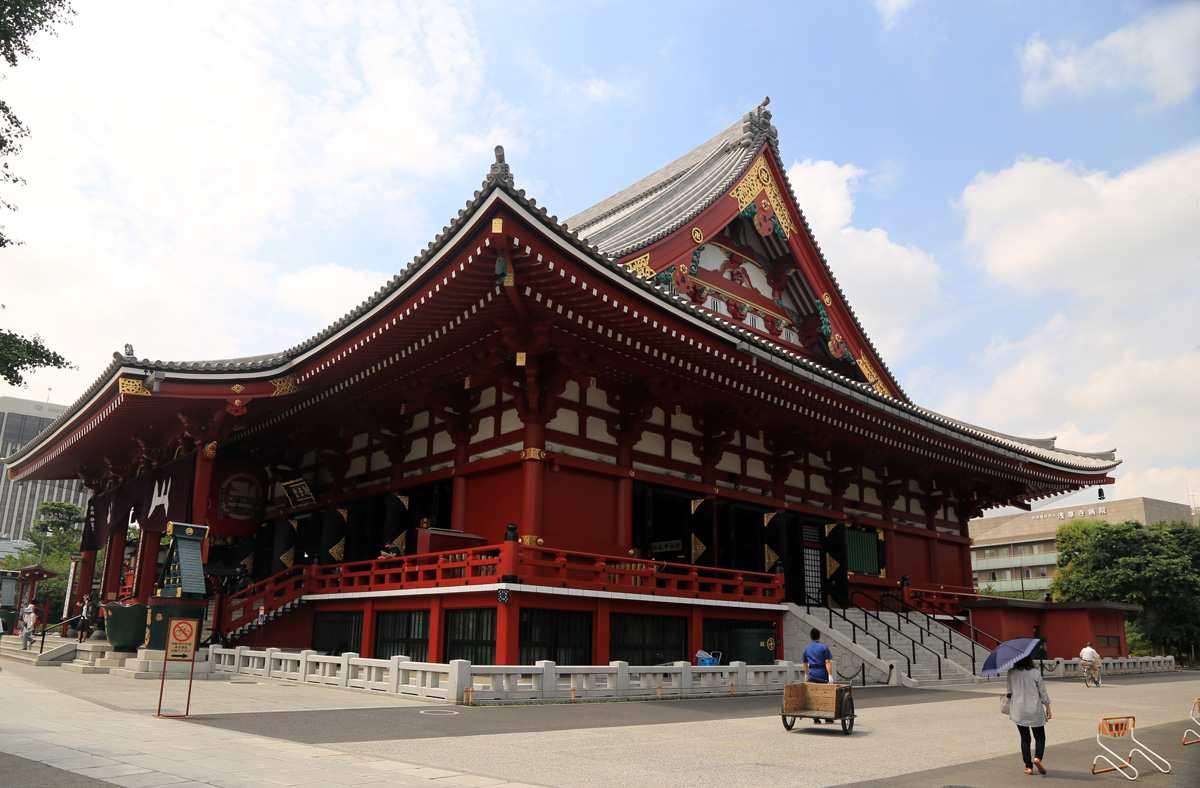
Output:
[223, 542, 784, 631]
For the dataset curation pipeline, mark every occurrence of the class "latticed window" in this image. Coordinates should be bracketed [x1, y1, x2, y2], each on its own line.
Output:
[518, 608, 592, 665]
[609, 613, 686, 665]
[374, 609, 429, 661]
[444, 608, 496, 664]
[845, 526, 880, 576]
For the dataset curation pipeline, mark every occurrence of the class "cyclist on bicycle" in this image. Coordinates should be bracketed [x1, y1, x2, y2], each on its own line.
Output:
[1080, 642, 1102, 684]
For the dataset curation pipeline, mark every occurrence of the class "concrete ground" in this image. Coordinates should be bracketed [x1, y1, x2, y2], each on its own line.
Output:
[1, 660, 1197, 788]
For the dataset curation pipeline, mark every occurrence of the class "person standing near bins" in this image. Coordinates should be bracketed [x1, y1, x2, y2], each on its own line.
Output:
[19, 604, 37, 650]
[1008, 654, 1052, 775]
[802, 628, 834, 724]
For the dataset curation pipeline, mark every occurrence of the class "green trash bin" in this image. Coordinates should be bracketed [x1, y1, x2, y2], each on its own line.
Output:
[728, 628, 778, 663]
[102, 602, 149, 651]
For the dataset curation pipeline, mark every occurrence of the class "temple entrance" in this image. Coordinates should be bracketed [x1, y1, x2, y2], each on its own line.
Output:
[632, 483, 715, 566]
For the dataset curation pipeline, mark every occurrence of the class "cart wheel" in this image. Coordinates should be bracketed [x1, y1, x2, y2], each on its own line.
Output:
[840, 697, 855, 735]
[1084, 673, 1093, 688]
[782, 715, 795, 731]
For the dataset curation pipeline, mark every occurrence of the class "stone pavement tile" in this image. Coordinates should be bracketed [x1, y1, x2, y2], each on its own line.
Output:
[0, 751, 126, 788]
[427, 775, 511, 787]
[43, 755, 121, 770]
[104, 773, 190, 788]
[119, 754, 204, 773]
[222, 768, 336, 786]
[74, 765, 154, 780]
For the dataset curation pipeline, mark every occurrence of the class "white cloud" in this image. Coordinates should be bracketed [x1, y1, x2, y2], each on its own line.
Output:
[788, 158, 946, 365]
[873, 0, 917, 31]
[1020, 3, 1200, 109]
[0, 0, 514, 402]
[947, 146, 1200, 505]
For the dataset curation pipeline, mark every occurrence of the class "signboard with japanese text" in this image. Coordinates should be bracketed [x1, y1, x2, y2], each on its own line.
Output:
[165, 618, 198, 662]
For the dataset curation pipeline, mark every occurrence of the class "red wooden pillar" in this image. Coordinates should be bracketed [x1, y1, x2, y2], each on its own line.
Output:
[133, 530, 158, 604]
[927, 534, 938, 585]
[521, 421, 546, 538]
[427, 595, 444, 663]
[360, 598, 376, 658]
[689, 606, 704, 662]
[451, 443, 469, 532]
[101, 527, 127, 602]
[615, 440, 634, 551]
[192, 445, 215, 561]
[496, 594, 519, 665]
[595, 599, 611, 664]
[74, 550, 97, 607]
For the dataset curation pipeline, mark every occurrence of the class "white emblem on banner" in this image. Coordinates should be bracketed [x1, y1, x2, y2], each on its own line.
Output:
[149, 478, 172, 518]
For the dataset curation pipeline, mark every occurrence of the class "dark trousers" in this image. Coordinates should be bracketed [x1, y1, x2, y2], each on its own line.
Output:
[1017, 725, 1045, 767]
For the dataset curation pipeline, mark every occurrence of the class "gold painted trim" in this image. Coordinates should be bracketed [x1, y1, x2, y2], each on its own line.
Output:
[691, 227, 704, 243]
[230, 383, 245, 393]
[119, 378, 152, 396]
[392, 494, 409, 509]
[764, 544, 780, 572]
[691, 534, 707, 562]
[491, 217, 503, 233]
[271, 375, 299, 396]
[690, 498, 705, 515]
[729, 156, 795, 238]
[521, 447, 546, 460]
[280, 546, 294, 568]
[625, 253, 653, 278]
[764, 512, 778, 527]
[337, 508, 348, 521]
[329, 538, 345, 561]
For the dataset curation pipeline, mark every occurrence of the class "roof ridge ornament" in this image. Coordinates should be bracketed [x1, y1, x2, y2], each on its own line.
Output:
[487, 145, 514, 187]
[737, 96, 776, 147]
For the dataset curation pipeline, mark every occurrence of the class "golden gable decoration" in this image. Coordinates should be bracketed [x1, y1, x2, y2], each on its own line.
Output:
[730, 157, 795, 238]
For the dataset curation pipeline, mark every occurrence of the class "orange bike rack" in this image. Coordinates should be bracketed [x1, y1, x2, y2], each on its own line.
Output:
[1092, 716, 1172, 780]
[1184, 698, 1200, 746]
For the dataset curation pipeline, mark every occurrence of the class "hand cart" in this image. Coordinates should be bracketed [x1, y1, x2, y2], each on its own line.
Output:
[780, 681, 855, 735]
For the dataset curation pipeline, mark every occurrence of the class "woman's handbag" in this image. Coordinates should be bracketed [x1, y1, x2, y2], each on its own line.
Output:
[1000, 693, 1011, 714]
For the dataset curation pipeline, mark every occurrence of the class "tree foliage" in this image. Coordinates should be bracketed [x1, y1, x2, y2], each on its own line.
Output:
[0, 325, 72, 385]
[1, 500, 84, 622]
[1052, 518, 1200, 655]
[0, 0, 75, 248]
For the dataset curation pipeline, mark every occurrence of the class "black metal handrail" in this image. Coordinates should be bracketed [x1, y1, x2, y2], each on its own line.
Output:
[801, 597, 912, 678]
[881, 590, 1003, 650]
[847, 591, 945, 680]
[873, 592, 980, 674]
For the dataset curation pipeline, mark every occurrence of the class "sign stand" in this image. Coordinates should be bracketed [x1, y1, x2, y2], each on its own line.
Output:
[156, 617, 199, 718]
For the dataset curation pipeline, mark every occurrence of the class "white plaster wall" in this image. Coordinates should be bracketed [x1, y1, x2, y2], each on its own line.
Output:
[788, 468, 806, 489]
[405, 437, 427, 463]
[350, 432, 369, 452]
[672, 412, 701, 436]
[746, 457, 770, 482]
[474, 415, 495, 441]
[864, 487, 881, 506]
[347, 457, 367, 477]
[410, 412, 430, 431]
[561, 380, 581, 403]
[716, 449, 740, 474]
[547, 409, 579, 435]
[672, 439, 699, 465]
[647, 407, 665, 427]
[500, 408, 523, 436]
[586, 416, 617, 445]
[473, 387, 496, 411]
[809, 474, 830, 494]
[431, 430, 453, 455]
[371, 450, 390, 471]
[635, 432, 666, 457]
[746, 433, 766, 455]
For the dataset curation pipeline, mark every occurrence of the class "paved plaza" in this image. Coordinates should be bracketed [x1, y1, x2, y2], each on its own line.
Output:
[1, 661, 1197, 788]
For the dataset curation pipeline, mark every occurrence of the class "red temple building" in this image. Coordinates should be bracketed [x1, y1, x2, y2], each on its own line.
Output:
[4, 100, 1120, 669]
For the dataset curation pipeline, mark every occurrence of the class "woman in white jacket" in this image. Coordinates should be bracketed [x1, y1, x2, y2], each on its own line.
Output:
[1008, 654, 1053, 774]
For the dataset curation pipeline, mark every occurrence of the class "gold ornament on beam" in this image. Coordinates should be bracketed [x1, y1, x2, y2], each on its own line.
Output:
[119, 378, 152, 396]
[691, 498, 706, 515]
[691, 534, 707, 562]
[329, 538, 345, 562]
[625, 253, 653, 278]
[826, 554, 841, 578]
[764, 512, 778, 527]
[280, 546, 295, 568]
[764, 544, 780, 572]
[392, 494, 409, 508]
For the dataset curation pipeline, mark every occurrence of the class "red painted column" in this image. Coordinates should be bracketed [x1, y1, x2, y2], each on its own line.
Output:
[133, 530, 158, 604]
[927, 534, 939, 586]
[427, 596, 444, 663]
[615, 440, 635, 551]
[689, 606, 704, 662]
[451, 443, 469, 532]
[74, 550, 97, 607]
[101, 527, 127, 602]
[521, 421, 546, 538]
[595, 599, 611, 663]
[496, 594, 520, 665]
[360, 598, 376, 658]
[192, 445, 215, 562]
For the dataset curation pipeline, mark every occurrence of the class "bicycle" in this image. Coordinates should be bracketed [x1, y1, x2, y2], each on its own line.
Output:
[1083, 660, 1103, 687]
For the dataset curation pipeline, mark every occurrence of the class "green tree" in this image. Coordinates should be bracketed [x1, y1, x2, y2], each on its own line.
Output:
[0, 324, 73, 386]
[1052, 519, 1200, 657]
[1, 501, 84, 622]
[0, 0, 75, 248]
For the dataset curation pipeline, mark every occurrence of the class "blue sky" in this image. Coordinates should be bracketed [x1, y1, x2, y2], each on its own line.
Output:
[2, 1, 1197, 510]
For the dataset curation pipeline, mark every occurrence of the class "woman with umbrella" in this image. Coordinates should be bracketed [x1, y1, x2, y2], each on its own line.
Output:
[983, 638, 1053, 775]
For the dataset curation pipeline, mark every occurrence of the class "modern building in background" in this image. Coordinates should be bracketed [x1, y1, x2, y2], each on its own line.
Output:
[0, 396, 91, 541]
[968, 496, 1197, 595]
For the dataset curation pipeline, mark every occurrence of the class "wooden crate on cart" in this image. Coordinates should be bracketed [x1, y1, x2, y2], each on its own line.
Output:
[781, 682, 855, 734]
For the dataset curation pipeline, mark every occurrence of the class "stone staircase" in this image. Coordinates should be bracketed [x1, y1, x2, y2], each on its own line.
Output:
[785, 603, 1003, 687]
[0, 632, 79, 666]
[227, 596, 308, 642]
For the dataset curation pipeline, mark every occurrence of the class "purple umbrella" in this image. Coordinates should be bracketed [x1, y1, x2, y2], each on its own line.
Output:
[981, 637, 1041, 676]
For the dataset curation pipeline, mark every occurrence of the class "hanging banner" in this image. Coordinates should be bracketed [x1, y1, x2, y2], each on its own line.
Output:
[205, 459, 269, 538]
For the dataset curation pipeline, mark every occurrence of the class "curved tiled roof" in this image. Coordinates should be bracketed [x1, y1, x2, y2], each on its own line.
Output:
[564, 98, 908, 404]
[6, 136, 1120, 480]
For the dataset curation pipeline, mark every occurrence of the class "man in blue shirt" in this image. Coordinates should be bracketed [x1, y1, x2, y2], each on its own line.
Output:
[802, 627, 834, 723]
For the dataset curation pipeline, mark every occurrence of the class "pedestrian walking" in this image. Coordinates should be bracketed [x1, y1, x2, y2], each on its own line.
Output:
[1008, 654, 1052, 774]
[19, 604, 38, 650]
[802, 628, 835, 725]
